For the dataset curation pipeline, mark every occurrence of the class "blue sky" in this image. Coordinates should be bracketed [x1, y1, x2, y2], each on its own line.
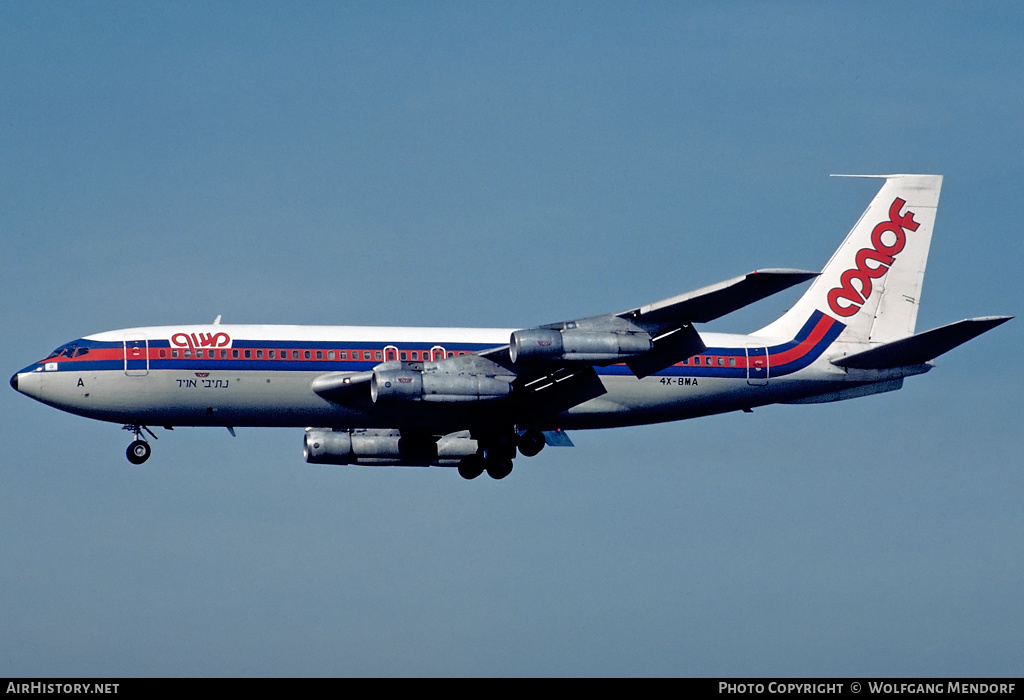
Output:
[2, 2, 1022, 676]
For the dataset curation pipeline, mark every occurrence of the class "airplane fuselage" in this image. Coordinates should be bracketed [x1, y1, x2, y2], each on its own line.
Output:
[12, 315, 921, 434]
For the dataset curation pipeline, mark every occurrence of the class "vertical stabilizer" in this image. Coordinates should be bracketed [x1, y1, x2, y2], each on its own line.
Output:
[755, 174, 942, 344]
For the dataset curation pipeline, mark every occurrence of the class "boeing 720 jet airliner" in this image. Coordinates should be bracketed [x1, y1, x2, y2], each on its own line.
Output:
[11, 174, 1011, 479]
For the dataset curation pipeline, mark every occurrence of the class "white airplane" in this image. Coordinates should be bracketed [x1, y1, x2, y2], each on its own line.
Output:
[11, 174, 1010, 479]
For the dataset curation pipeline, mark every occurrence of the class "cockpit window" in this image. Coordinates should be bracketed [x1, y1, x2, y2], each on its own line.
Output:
[45, 345, 71, 359]
[44, 343, 89, 360]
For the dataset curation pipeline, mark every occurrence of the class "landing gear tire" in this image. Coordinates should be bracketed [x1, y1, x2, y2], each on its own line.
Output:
[458, 455, 485, 480]
[126, 440, 151, 465]
[517, 430, 546, 457]
[486, 459, 514, 480]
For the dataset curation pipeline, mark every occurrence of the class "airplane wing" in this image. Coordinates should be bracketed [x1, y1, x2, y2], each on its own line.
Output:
[615, 268, 821, 328]
[483, 268, 818, 377]
[313, 269, 818, 409]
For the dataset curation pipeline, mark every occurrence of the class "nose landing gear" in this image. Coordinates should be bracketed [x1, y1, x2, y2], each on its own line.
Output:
[122, 424, 157, 464]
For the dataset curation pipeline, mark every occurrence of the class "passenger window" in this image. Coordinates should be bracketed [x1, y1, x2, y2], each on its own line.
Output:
[268, 350, 275, 359]
[729, 357, 736, 367]
[717, 357, 724, 367]
[159, 349, 167, 359]
[375, 351, 382, 361]
[172, 349, 179, 359]
[244, 350, 251, 359]
[317, 350, 323, 360]
[256, 350, 263, 359]
[400, 351, 407, 361]
[328, 350, 335, 360]
[304, 350, 311, 360]
[339, 351, 347, 360]
[232, 349, 239, 359]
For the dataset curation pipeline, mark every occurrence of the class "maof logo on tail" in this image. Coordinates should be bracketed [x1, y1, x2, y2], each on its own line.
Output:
[827, 197, 920, 317]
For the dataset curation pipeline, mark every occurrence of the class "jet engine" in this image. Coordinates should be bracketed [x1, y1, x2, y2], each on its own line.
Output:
[370, 368, 512, 403]
[303, 428, 479, 466]
[509, 328, 653, 363]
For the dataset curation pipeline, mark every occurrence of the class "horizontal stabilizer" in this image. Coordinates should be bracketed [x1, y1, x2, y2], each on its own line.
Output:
[625, 269, 818, 329]
[833, 316, 1012, 370]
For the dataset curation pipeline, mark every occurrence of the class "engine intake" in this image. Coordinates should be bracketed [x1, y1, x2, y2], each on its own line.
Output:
[510, 328, 652, 363]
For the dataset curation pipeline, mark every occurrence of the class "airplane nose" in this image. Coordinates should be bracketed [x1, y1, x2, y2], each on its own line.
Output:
[9, 373, 17, 392]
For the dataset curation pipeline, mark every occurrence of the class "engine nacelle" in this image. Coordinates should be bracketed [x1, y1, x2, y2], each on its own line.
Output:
[509, 328, 652, 363]
[303, 428, 479, 466]
[370, 368, 512, 403]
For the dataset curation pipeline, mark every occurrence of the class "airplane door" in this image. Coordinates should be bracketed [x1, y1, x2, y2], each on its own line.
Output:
[746, 347, 768, 386]
[124, 335, 149, 376]
[384, 345, 399, 363]
[430, 345, 446, 362]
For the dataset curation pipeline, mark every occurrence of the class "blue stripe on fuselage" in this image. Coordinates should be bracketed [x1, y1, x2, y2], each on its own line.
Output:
[35, 314, 844, 379]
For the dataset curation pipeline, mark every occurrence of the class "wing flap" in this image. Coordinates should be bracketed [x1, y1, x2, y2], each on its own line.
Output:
[832, 316, 1012, 370]
[541, 429, 574, 447]
[625, 324, 706, 379]
[514, 365, 608, 414]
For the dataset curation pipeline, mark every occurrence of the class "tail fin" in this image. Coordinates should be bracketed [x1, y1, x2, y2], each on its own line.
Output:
[756, 174, 942, 344]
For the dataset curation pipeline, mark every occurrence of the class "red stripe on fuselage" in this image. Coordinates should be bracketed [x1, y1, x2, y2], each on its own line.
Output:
[767, 314, 835, 367]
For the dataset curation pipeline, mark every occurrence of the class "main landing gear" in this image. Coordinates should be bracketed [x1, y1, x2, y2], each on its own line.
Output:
[457, 453, 514, 481]
[457, 429, 547, 481]
[123, 424, 157, 465]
